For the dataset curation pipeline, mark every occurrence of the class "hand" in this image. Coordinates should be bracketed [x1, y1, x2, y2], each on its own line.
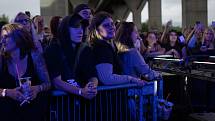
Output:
[171, 49, 180, 58]
[89, 79, 98, 89]
[153, 71, 162, 79]
[28, 86, 40, 100]
[166, 20, 172, 28]
[200, 46, 207, 52]
[81, 82, 97, 100]
[130, 77, 147, 86]
[6, 87, 25, 102]
[171, 49, 177, 54]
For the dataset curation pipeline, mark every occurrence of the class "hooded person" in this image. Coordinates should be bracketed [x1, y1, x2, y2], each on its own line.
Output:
[44, 14, 98, 101]
[74, 4, 93, 42]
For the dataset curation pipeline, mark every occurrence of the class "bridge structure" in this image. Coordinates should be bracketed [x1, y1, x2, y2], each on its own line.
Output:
[40, 0, 208, 31]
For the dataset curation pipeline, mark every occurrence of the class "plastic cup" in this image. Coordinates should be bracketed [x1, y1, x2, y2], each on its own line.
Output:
[19, 77, 31, 99]
[163, 101, 174, 120]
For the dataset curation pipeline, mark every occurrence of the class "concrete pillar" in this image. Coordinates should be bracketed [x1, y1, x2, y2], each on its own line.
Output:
[40, 0, 69, 25]
[148, 0, 162, 31]
[182, 0, 208, 28]
[40, 0, 90, 25]
[88, 0, 103, 11]
[69, 0, 89, 10]
[112, 4, 130, 22]
[124, 0, 147, 30]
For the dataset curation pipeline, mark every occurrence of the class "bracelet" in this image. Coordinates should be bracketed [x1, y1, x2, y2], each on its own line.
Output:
[78, 89, 82, 95]
[39, 85, 43, 92]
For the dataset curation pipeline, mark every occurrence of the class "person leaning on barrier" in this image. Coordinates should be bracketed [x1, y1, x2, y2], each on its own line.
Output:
[115, 22, 161, 81]
[44, 14, 98, 100]
[89, 12, 146, 85]
[0, 23, 51, 121]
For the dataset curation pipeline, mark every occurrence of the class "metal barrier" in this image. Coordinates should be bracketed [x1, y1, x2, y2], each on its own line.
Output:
[49, 81, 159, 121]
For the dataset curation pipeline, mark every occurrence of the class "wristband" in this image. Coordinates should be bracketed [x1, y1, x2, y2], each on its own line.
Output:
[1, 89, 6, 97]
[39, 85, 43, 92]
[78, 89, 82, 95]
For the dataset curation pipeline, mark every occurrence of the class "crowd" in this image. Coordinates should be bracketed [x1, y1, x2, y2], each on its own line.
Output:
[0, 3, 215, 121]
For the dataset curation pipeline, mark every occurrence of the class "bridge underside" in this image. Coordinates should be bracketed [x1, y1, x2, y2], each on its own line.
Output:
[40, 0, 207, 31]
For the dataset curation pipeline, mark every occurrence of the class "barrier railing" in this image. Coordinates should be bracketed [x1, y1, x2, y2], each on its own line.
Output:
[49, 81, 160, 121]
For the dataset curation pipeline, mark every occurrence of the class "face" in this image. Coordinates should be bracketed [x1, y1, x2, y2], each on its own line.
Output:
[34, 16, 44, 33]
[79, 9, 92, 20]
[97, 18, 116, 40]
[1, 30, 16, 52]
[69, 26, 83, 43]
[15, 14, 31, 32]
[147, 33, 157, 45]
[204, 29, 214, 42]
[169, 32, 177, 43]
[195, 28, 204, 39]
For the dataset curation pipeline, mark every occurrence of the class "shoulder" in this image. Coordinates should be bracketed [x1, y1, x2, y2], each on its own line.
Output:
[124, 48, 141, 57]
[93, 43, 113, 56]
[120, 49, 142, 62]
[92, 40, 111, 50]
[79, 43, 94, 57]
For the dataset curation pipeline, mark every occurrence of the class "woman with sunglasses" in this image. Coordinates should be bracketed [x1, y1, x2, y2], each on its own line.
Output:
[0, 23, 50, 121]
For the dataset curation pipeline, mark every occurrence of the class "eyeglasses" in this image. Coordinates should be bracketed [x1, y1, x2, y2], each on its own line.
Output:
[15, 18, 30, 24]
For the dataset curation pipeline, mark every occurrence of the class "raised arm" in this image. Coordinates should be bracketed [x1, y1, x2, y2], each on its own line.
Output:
[160, 20, 172, 44]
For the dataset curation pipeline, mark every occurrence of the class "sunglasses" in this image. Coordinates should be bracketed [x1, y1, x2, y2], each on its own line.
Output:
[15, 18, 30, 24]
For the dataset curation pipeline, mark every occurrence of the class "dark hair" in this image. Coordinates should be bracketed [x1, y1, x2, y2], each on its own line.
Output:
[115, 22, 135, 49]
[74, 4, 90, 14]
[58, 14, 83, 43]
[57, 15, 84, 73]
[88, 11, 112, 43]
[32, 15, 40, 22]
[144, 31, 157, 46]
[50, 16, 62, 37]
[58, 16, 71, 48]
[25, 11, 31, 17]
[58, 14, 83, 52]
[166, 29, 179, 45]
[14, 12, 29, 22]
[1, 23, 35, 59]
